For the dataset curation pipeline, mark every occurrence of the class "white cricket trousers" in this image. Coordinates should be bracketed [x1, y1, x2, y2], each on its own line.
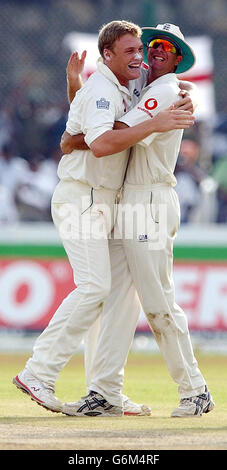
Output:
[26, 179, 138, 389]
[85, 183, 206, 402]
[84, 236, 141, 406]
[121, 183, 206, 398]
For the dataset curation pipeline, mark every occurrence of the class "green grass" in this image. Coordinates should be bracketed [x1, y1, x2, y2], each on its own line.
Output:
[1, 352, 227, 450]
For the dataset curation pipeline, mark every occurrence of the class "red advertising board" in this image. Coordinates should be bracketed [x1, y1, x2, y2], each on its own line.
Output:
[0, 259, 74, 329]
[0, 258, 227, 331]
[138, 261, 227, 331]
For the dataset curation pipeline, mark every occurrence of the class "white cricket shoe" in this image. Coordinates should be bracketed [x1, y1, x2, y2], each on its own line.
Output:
[13, 369, 62, 413]
[62, 391, 151, 417]
[171, 386, 215, 418]
[62, 391, 123, 417]
[122, 395, 151, 416]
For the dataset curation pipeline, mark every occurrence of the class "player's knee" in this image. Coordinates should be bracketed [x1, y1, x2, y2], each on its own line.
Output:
[146, 312, 174, 334]
[80, 278, 111, 301]
[146, 311, 188, 335]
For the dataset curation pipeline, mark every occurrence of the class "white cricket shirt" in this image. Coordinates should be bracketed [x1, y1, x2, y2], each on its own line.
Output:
[57, 59, 147, 191]
[119, 73, 183, 187]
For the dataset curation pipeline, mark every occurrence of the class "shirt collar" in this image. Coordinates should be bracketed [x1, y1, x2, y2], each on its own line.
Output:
[96, 58, 133, 97]
[146, 73, 178, 88]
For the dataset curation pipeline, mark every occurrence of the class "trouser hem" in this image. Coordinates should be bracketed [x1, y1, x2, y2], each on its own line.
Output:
[179, 383, 206, 399]
[89, 385, 123, 407]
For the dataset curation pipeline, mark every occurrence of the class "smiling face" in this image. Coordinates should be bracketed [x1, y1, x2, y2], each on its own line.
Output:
[146, 39, 182, 82]
[103, 33, 144, 86]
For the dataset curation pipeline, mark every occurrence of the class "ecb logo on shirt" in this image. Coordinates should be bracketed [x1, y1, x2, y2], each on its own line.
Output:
[96, 98, 110, 109]
[144, 98, 158, 110]
[133, 88, 140, 98]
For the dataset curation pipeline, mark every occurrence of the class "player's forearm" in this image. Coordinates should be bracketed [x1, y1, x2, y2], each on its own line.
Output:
[67, 76, 83, 104]
[60, 130, 88, 153]
[90, 109, 194, 158]
[90, 123, 155, 157]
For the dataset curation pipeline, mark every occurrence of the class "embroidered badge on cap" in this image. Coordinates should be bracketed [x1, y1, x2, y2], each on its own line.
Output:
[163, 23, 171, 30]
[96, 98, 110, 109]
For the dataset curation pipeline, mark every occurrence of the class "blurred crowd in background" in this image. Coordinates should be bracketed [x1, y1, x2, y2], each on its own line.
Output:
[0, 96, 66, 222]
[0, 0, 227, 224]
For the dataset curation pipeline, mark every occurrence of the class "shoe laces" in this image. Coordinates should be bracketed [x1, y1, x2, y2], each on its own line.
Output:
[44, 387, 55, 394]
[180, 391, 207, 407]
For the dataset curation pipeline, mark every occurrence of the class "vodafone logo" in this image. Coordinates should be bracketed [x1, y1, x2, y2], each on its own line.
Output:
[144, 98, 158, 110]
[0, 261, 54, 327]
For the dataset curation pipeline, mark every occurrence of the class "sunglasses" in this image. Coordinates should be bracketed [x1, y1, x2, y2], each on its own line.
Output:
[146, 38, 181, 55]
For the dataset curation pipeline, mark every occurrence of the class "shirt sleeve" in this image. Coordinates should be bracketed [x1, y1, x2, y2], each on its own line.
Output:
[66, 102, 81, 136]
[119, 83, 179, 147]
[66, 80, 118, 147]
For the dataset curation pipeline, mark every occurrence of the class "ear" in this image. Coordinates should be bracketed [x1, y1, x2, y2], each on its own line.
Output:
[103, 48, 111, 62]
[175, 55, 183, 67]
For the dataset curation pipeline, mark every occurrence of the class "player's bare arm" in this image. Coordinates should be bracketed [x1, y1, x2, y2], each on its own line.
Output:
[61, 107, 194, 155]
[90, 108, 194, 158]
[60, 131, 88, 153]
[61, 51, 87, 153]
[67, 50, 86, 103]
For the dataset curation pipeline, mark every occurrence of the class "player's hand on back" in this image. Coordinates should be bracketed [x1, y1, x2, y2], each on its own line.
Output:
[173, 91, 194, 113]
[153, 107, 195, 132]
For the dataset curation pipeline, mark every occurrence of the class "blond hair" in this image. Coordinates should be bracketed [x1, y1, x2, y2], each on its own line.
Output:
[98, 20, 142, 57]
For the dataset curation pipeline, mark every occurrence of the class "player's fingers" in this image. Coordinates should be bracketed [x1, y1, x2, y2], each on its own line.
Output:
[67, 52, 78, 70]
[178, 90, 190, 98]
[177, 97, 190, 106]
[81, 50, 87, 62]
[167, 106, 192, 113]
[173, 97, 192, 110]
[180, 103, 193, 111]
[174, 105, 193, 113]
[180, 116, 194, 123]
[173, 98, 191, 108]
[175, 120, 194, 128]
[176, 109, 193, 116]
[171, 110, 193, 118]
[179, 97, 189, 106]
[172, 114, 195, 124]
[71, 51, 79, 61]
[173, 99, 181, 108]
[180, 97, 193, 108]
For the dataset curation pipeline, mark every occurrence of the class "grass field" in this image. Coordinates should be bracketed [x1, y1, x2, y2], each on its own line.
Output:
[1, 352, 227, 451]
